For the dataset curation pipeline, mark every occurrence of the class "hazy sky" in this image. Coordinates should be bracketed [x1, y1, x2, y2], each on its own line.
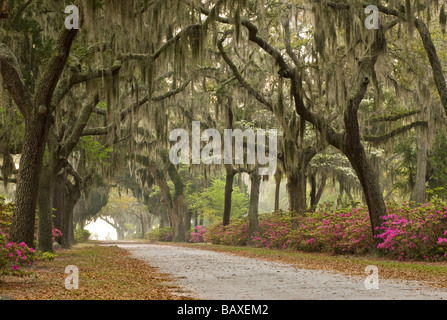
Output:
[85, 219, 117, 241]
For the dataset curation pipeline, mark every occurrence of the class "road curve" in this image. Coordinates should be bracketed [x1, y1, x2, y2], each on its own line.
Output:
[113, 243, 446, 300]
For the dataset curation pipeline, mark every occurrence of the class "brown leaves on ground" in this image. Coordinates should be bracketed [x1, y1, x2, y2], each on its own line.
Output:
[0, 244, 195, 300]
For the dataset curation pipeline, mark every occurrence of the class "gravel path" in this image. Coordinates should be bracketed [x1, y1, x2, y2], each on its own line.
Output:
[116, 243, 446, 300]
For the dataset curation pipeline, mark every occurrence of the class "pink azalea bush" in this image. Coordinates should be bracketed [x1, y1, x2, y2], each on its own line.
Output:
[375, 201, 447, 261]
[189, 225, 207, 243]
[0, 197, 35, 277]
[203, 201, 447, 261]
[204, 219, 249, 246]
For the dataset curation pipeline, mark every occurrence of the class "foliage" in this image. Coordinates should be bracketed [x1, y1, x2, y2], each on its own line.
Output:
[376, 200, 447, 261]
[428, 131, 447, 200]
[77, 136, 113, 167]
[74, 229, 91, 244]
[186, 178, 249, 225]
[188, 226, 207, 243]
[204, 219, 249, 246]
[145, 227, 173, 242]
[204, 201, 447, 262]
[0, 197, 35, 277]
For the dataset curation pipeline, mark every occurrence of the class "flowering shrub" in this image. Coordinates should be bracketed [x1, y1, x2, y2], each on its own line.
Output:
[203, 201, 447, 261]
[0, 197, 35, 277]
[189, 226, 207, 243]
[1, 242, 35, 276]
[52, 228, 63, 243]
[375, 201, 447, 261]
[204, 219, 249, 246]
[251, 213, 292, 249]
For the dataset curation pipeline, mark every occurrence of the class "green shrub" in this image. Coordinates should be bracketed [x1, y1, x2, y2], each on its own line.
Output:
[145, 227, 173, 242]
[74, 229, 91, 244]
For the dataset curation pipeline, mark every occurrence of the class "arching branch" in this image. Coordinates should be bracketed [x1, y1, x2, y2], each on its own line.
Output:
[363, 120, 428, 143]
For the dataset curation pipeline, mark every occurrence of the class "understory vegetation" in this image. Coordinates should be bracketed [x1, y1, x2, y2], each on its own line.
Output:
[152, 200, 447, 263]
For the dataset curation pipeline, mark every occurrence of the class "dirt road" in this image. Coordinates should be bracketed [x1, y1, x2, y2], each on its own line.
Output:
[115, 243, 446, 300]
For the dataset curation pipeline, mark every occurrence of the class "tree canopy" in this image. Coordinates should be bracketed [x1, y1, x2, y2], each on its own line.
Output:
[1, 0, 447, 250]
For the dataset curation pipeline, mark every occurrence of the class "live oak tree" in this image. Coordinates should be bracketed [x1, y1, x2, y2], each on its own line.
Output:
[1, 0, 241, 247]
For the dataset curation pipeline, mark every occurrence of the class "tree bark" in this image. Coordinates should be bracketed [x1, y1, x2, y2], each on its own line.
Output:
[410, 127, 428, 204]
[286, 169, 307, 214]
[223, 166, 236, 226]
[274, 169, 282, 212]
[11, 114, 50, 247]
[345, 146, 386, 238]
[184, 206, 192, 233]
[310, 170, 317, 209]
[37, 162, 53, 252]
[248, 171, 261, 242]
[52, 173, 66, 244]
[171, 197, 186, 242]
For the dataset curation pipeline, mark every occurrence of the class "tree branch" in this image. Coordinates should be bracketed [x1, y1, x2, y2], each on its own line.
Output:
[363, 121, 428, 143]
[369, 110, 422, 123]
[217, 32, 274, 112]
[61, 94, 100, 156]
[52, 61, 122, 108]
[35, 25, 79, 110]
[0, 44, 33, 118]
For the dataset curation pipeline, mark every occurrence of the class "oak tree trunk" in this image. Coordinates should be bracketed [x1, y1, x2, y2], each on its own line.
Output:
[286, 169, 307, 214]
[248, 171, 261, 242]
[37, 162, 53, 252]
[223, 166, 236, 226]
[11, 115, 50, 247]
[410, 127, 428, 204]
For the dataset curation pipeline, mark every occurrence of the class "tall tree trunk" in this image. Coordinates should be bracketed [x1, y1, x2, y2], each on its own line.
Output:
[248, 171, 261, 242]
[309, 170, 317, 209]
[171, 197, 185, 242]
[223, 166, 235, 226]
[345, 146, 385, 238]
[11, 115, 50, 247]
[37, 162, 53, 252]
[286, 168, 307, 214]
[159, 211, 169, 228]
[52, 173, 66, 244]
[63, 180, 81, 248]
[184, 207, 192, 233]
[410, 127, 428, 204]
[274, 169, 282, 212]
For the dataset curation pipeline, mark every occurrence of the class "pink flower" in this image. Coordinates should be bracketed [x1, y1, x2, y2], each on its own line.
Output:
[12, 265, 18, 271]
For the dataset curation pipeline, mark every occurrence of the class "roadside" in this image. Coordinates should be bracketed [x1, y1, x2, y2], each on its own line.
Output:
[0, 244, 194, 300]
[155, 242, 447, 290]
[116, 242, 447, 300]
[2, 240, 447, 300]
